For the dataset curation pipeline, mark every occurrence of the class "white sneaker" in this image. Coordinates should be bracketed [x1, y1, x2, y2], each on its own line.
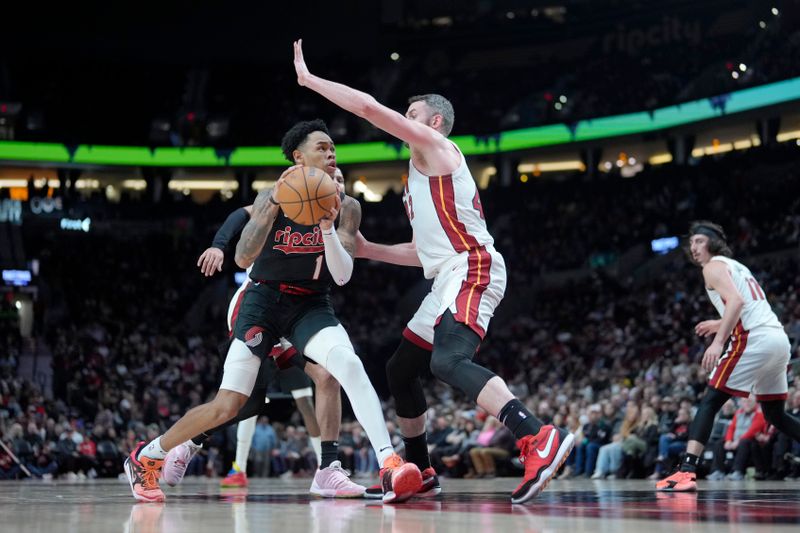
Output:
[310, 461, 367, 498]
[707, 470, 726, 481]
[162, 441, 201, 487]
[590, 471, 605, 480]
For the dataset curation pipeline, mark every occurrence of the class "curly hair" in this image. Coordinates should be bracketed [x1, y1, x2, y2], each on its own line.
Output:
[684, 220, 733, 264]
[280, 119, 330, 163]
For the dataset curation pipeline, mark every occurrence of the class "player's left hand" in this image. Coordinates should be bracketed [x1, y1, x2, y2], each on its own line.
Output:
[701, 342, 724, 373]
[293, 39, 311, 86]
[197, 247, 224, 276]
[318, 183, 342, 231]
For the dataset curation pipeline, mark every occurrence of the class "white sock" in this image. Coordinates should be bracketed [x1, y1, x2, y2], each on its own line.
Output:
[235, 416, 257, 469]
[139, 436, 168, 460]
[310, 436, 322, 466]
[316, 344, 395, 466]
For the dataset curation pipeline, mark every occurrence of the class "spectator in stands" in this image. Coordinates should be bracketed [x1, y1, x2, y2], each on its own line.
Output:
[572, 404, 610, 477]
[593, 401, 639, 479]
[467, 417, 515, 479]
[651, 406, 692, 479]
[707, 396, 765, 480]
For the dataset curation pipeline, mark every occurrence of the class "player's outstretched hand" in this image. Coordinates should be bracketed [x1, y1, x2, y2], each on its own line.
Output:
[293, 39, 311, 86]
[197, 247, 224, 276]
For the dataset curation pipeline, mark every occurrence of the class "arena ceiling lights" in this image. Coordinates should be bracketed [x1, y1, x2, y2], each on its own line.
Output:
[0, 76, 799, 168]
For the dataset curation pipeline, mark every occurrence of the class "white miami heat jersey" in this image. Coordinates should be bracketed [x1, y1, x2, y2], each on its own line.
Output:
[403, 144, 494, 278]
[705, 256, 782, 332]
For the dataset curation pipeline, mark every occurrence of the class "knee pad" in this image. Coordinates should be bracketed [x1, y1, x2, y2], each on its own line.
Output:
[430, 312, 495, 401]
[386, 338, 431, 419]
[220, 339, 262, 396]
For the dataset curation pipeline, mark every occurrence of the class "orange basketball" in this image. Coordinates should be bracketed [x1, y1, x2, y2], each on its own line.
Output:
[274, 166, 338, 226]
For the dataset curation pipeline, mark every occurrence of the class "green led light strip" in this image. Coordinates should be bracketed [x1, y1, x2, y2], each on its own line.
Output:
[1, 76, 799, 167]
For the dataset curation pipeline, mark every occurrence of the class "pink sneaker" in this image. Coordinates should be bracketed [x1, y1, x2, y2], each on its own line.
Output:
[310, 461, 367, 498]
[162, 442, 201, 487]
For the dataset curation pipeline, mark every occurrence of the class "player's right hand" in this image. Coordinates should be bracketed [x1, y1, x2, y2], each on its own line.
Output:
[197, 247, 224, 276]
[694, 320, 720, 337]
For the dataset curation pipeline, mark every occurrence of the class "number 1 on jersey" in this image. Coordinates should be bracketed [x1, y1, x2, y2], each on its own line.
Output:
[313, 254, 324, 280]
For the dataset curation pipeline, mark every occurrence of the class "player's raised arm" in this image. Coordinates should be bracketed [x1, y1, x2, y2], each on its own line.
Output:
[293, 39, 439, 150]
[355, 231, 422, 268]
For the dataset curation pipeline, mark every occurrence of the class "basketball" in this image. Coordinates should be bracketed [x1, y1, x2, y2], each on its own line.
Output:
[274, 166, 338, 226]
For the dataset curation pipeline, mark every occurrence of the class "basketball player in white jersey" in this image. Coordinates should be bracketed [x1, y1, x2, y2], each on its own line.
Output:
[657, 221, 800, 491]
[292, 39, 575, 504]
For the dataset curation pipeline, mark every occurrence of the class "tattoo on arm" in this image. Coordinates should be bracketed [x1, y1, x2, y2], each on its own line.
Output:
[336, 197, 362, 259]
[235, 189, 280, 267]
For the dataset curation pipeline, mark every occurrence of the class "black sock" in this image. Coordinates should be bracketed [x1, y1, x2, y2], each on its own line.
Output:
[320, 441, 339, 469]
[498, 399, 544, 440]
[403, 433, 432, 470]
[191, 433, 210, 447]
[680, 453, 700, 473]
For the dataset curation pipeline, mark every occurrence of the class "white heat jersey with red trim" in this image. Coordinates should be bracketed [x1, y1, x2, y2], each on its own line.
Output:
[705, 256, 782, 332]
[404, 144, 493, 279]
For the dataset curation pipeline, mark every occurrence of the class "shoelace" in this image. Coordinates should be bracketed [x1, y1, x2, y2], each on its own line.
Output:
[382, 455, 403, 469]
[327, 465, 360, 489]
[140, 463, 161, 490]
[517, 436, 535, 464]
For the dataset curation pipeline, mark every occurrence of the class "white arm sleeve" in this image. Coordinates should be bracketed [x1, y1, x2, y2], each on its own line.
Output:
[322, 228, 353, 286]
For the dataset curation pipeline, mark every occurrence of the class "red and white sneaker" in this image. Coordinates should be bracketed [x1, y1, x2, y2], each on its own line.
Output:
[511, 425, 575, 504]
[124, 441, 165, 503]
[379, 454, 423, 503]
[162, 441, 201, 487]
[656, 470, 697, 492]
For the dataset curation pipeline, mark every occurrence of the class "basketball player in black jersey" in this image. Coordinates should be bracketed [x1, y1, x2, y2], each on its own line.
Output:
[125, 120, 422, 503]
[159, 168, 347, 492]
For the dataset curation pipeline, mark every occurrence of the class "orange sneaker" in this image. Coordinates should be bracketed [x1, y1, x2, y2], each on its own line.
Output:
[221, 462, 249, 488]
[124, 441, 165, 503]
[511, 425, 575, 504]
[656, 470, 697, 492]
[379, 454, 422, 503]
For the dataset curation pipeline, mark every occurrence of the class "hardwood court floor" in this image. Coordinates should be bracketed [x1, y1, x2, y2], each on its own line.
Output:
[1, 476, 799, 532]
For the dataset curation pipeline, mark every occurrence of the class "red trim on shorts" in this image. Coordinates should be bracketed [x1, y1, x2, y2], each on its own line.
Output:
[711, 384, 750, 398]
[272, 346, 298, 371]
[228, 282, 250, 338]
[428, 174, 480, 253]
[711, 326, 749, 390]
[453, 247, 492, 336]
[403, 327, 433, 351]
[756, 393, 788, 401]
